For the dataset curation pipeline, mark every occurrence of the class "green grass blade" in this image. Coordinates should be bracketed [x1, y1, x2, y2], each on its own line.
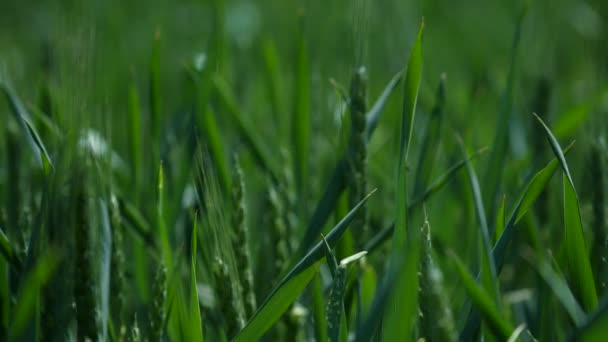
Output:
[190, 213, 204, 342]
[292, 20, 310, 198]
[1, 84, 53, 173]
[189, 64, 230, 193]
[9, 250, 61, 340]
[533, 113, 598, 311]
[322, 234, 339, 277]
[0, 227, 18, 268]
[493, 196, 506, 245]
[232, 189, 376, 341]
[482, 8, 526, 221]
[413, 75, 446, 196]
[261, 38, 284, 131]
[365, 69, 404, 137]
[525, 253, 585, 325]
[449, 251, 513, 340]
[460, 139, 500, 306]
[382, 19, 424, 341]
[400, 20, 424, 163]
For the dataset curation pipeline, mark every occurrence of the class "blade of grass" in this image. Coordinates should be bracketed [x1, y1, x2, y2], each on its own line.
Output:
[524, 252, 585, 325]
[365, 69, 404, 138]
[261, 38, 284, 131]
[1, 83, 53, 173]
[459, 138, 501, 310]
[232, 189, 376, 341]
[0, 227, 18, 268]
[8, 250, 61, 340]
[382, 19, 424, 341]
[533, 112, 598, 311]
[449, 250, 513, 340]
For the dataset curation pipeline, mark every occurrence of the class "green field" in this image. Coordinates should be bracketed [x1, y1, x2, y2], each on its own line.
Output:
[1, 0, 607, 341]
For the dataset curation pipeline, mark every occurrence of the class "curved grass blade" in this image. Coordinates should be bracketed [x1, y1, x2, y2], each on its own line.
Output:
[365, 69, 404, 137]
[364, 147, 488, 254]
[460, 138, 500, 306]
[1, 83, 53, 173]
[382, 19, 424, 341]
[449, 251, 513, 340]
[232, 189, 376, 342]
[533, 113, 598, 311]
[507, 324, 527, 342]
[482, 8, 526, 222]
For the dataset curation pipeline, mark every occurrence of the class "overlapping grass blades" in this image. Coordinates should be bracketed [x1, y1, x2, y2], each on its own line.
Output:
[296, 67, 407, 255]
[460, 141, 576, 339]
[450, 250, 514, 340]
[376, 19, 423, 341]
[232, 189, 376, 342]
[533, 113, 598, 312]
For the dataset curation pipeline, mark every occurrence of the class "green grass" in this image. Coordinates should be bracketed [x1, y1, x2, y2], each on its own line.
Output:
[0, 1, 607, 341]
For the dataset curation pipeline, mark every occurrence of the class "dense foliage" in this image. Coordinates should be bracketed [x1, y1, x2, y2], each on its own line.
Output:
[1, 0, 607, 341]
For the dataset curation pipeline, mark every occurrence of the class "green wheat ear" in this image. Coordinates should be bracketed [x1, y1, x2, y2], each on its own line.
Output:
[418, 217, 457, 342]
[148, 263, 167, 341]
[347, 66, 369, 245]
[213, 256, 244, 338]
[73, 166, 98, 341]
[231, 155, 257, 318]
[110, 195, 126, 337]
